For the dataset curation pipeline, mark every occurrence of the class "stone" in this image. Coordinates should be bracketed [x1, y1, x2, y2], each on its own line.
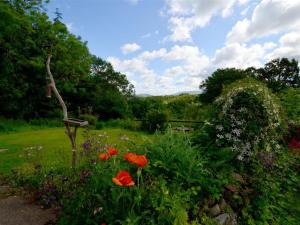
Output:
[225, 184, 238, 193]
[0, 186, 9, 194]
[227, 213, 238, 225]
[0, 149, 8, 153]
[209, 204, 221, 217]
[214, 213, 230, 225]
[219, 198, 227, 211]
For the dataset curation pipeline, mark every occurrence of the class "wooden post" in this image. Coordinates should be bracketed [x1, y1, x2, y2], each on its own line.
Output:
[46, 54, 77, 168]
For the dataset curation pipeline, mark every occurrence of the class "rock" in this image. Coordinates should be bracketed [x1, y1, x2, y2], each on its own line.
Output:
[227, 213, 238, 225]
[209, 204, 221, 217]
[207, 197, 215, 207]
[0, 149, 8, 153]
[225, 184, 238, 193]
[0, 186, 9, 194]
[219, 198, 227, 211]
[214, 213, 230, 225]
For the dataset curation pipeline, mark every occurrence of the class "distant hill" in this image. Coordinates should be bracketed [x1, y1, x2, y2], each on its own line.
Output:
[136, 90, 201, 98]
[172, 90, 201, 96]
[136, 93, 152, 97]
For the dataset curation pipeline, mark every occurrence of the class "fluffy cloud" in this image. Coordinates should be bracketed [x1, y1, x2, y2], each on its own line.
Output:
[108, 45, 210, 95]
[121, 43, 141, 54]
[164, 0, 248, 42]
[212, 42, 276, 69]
[227, 0, 300, 43]
[267, 30, 300, 61]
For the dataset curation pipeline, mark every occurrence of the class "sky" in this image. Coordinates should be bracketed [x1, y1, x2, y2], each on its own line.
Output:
[46, 0, 300, 95]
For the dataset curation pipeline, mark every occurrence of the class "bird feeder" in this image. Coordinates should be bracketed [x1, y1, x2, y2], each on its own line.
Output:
[46, 54, 88, 168]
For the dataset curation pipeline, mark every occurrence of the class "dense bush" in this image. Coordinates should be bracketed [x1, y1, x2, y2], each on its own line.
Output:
[142, 110, 168, 133]
[199, 68, 248, 103]
[95, 119, 141, 131]
[279, 88, 300, 125]
[79, 114, 98, 126]
[212, 78, 283, 160]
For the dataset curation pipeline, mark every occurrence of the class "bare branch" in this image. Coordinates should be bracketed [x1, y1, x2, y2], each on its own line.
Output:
[46, 54, 68, 119]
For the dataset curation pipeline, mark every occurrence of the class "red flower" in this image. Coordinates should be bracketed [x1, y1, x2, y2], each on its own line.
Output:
[124, 152, 148, 168]
[99, 153, 109, 161]
[108, 147, 118, 156]
[112, 170, 135, 186]
[135, 155, 148, 167]
[288, 138, 300, 149]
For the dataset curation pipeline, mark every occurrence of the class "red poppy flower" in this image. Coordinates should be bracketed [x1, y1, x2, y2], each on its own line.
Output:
[99, 153, 109, 161]
[135, 155, 148, 167]
[108, 147, 118, 156]
[112, 170, 135, 186]
[124, 152, 148, 168]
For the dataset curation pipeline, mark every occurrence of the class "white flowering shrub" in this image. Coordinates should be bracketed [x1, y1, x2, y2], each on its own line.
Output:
[213, 78, 283, 160]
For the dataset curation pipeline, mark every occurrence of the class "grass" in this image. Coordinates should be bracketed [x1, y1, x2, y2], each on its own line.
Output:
[0, 127, 152, 174]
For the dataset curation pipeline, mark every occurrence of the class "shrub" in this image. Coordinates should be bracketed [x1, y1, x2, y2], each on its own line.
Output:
[211, 78, 284, 160]
[142, 109, 168, 133]
[29, 118, 62, 127]
[79, 114, 98, 126]
[95, 121, 105, 130]
[279, 88, 300, 125]
[199, 68, 248, 103]
[95, 119, 141, 131]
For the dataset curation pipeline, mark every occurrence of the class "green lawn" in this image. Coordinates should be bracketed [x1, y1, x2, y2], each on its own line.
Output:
[0, 127, 151, 174]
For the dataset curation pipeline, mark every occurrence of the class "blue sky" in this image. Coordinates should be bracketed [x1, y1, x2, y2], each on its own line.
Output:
[46, 0, 300, 95]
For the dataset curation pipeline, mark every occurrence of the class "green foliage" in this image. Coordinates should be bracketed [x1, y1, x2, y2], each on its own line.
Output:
[212, 78, 283, 160]
[142, 109, 168, 133]
[0, 117, 62, 134]
[79, 114, 98, 126]
[199, 68, 248, 103]
[279, 88, 300, 125]
[0, 2, 134, 120]
[97, 119, 141, 131]
[247, 58, 300, 92]
[165, 94, 202, 120]
[129, 96, 165, 119]
[239, 151, 300, 225]
[146, 130, 207, 186]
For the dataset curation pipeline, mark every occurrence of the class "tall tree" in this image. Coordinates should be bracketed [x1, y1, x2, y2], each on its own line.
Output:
[248, 58, 300, 92]
[199, 68, 248, 103]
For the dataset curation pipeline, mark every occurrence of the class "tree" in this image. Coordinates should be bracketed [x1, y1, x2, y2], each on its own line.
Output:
[88, 56, 134, 119]
[199, 68, 248, 103]
[0, 0, 92, 118]
[247, 58, 300, 92]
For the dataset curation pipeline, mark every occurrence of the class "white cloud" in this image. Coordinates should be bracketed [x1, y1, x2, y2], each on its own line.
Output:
[267, 30, 300, 61]
[164, 0, 248, 42]
[121, 43, 141, 54]
[108, 45, 210, 95]
[212, 42, 277, 69]
[139, 48, 167, 60]
[227, 0, 300, 43]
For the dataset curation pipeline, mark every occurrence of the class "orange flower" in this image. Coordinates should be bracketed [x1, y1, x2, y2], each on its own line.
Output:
[124, 152, 137, 161]
[112, 170, 135, 186]
[124, 152, 148, 168]
[135, 155, 148, 167]
[99, 153, 109, 161]
[108, 147, 118, 156]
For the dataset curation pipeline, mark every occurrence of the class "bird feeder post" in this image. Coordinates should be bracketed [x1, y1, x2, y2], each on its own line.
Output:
[46, 54, 88, 168]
